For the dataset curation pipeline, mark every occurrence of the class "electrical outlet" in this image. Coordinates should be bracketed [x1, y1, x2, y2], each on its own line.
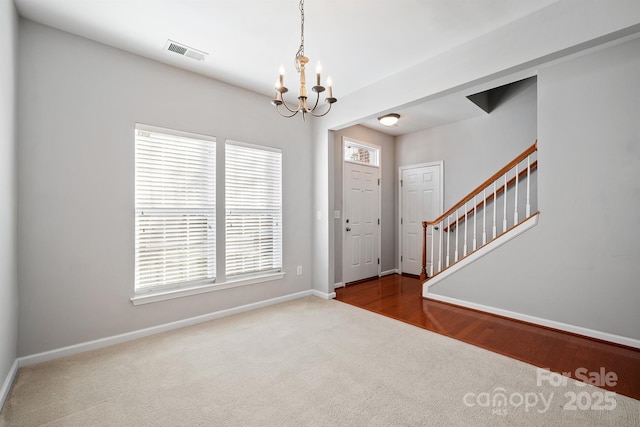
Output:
[296, 266, 302, 275]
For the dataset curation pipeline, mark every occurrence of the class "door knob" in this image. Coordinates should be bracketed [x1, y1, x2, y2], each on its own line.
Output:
[346, 227, 351, 232]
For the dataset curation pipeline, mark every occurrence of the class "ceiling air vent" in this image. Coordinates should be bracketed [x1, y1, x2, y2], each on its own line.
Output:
[164, 40, 208, 61]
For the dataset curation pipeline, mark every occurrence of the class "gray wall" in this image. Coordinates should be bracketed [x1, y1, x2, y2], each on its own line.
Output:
[396, 78, 537, 208]
[332, 125, 396, 284]
[429, 36, 640, 341]
[0, 0, 19, 396]
[17, 20, 313, 357]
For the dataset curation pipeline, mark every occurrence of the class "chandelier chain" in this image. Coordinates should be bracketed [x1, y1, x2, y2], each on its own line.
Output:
[295, 0, 305, 71]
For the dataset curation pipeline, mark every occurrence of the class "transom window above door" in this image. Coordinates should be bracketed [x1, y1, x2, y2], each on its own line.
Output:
[344, 140, 379, 167]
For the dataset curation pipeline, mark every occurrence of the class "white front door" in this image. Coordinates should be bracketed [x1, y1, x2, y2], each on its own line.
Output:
[401, 163, 442, 276]
[343, 161, 380, 284]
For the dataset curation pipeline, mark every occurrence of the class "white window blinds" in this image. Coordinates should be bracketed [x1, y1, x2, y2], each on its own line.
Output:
[225, 141, 282, 278]
[135, 125, 216, 292]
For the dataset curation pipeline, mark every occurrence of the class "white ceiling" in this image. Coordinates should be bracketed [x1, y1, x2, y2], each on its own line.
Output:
[14, 0, 558, 135]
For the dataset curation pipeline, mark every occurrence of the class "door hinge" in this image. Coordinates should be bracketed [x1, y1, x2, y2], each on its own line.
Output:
[378, 178, 380, 186]
[378, 218, 380, 225]
[401, 255, 403, 262]
[400, 179, 403, 187]
[378, 258, 380, 265]
[401, 218, 403, 225]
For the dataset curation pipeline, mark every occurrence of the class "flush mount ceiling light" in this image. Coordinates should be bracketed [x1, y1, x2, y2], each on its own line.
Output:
[378, 113, 400, 127]
[271, 0, 337, 120]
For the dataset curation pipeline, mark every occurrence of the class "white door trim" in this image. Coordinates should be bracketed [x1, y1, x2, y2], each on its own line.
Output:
[398, 161, 444, 275]
[342, 137, 381, 283]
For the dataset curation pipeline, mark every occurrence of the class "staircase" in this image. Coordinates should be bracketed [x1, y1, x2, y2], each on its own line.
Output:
[421, 141, 539, 297]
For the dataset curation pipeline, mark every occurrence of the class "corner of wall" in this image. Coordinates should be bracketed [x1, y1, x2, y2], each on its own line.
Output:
[0, 0, 20, 412]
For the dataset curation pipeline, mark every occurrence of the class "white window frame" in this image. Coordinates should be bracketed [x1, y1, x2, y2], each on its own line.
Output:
[225, 140, 283, 279]
[133, 124, 216, 296]
[343, 138, 380, 167]
[131, 130, 286, 306]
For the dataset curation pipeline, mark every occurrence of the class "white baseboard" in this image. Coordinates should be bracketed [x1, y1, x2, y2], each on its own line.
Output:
[426, 293, 640, 349]
[0, 359, 18, 412]
[312, 289, 336, 299]
[380, 269, 399, 277]
[335, 271, 397, 289]
[18, 290, 315, 367]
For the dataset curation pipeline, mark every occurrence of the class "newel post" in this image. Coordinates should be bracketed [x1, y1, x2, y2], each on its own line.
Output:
[420, 221, 428, 282]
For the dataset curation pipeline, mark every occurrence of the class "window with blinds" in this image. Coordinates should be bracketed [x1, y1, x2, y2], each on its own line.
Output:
[225, 141, 282, 278]
[135, 125, 216, 293]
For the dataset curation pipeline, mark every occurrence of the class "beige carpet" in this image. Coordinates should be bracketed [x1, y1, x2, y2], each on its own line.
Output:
[1, 297, 638, 426]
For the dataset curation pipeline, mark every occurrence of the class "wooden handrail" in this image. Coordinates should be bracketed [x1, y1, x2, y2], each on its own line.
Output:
[419, 140, 538, 282]
[424, 141, 537, 228]
[444, 160, 538, 232]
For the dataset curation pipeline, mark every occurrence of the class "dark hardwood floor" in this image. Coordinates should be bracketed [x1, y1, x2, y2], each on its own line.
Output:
[335, 274, 640, 400]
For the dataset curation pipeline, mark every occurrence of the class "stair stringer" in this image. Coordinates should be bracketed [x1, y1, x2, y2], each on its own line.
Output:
[422, 212, 539, 297]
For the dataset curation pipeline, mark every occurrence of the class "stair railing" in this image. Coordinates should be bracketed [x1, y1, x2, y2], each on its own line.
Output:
[420, 141, 538, 282]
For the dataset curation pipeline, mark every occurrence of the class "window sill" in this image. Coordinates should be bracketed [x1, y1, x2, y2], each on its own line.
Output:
[130, 272, 286, 306]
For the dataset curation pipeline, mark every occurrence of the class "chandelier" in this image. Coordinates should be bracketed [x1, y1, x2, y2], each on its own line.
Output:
[271, 0, 337, 119]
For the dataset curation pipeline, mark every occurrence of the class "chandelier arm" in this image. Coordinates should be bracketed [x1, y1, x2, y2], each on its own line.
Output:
[309, 90, 321, 112]
[276, 104, 300, 118]
[309, 102, 333, 118]
[279, 96, 303, 114]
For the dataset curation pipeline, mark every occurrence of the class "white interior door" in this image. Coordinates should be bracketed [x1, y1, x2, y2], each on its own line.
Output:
[401, 163, 442, 276]
[343, 162, 380, 284]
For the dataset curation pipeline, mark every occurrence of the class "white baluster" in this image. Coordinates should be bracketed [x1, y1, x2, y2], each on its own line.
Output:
[454, 210, 459, 262]
[473, 195, 477, 251]
[463, 202, 468, 257]
[526, 156, 531, 217]
[482, 188, 487, 245]
[503, 174, 508, 233]
[438, 219, 442, 272]
[514, 164, 519, 224]
[429, 223, 435, 277]
[492, 182, 497, 239]
[446, 216, 451, 267]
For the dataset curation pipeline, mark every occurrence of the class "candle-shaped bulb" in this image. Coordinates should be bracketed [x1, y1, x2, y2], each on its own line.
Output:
[278, 65, 285, 88]
[327, 76, 333, 98]
[316, 62, 322, 86]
